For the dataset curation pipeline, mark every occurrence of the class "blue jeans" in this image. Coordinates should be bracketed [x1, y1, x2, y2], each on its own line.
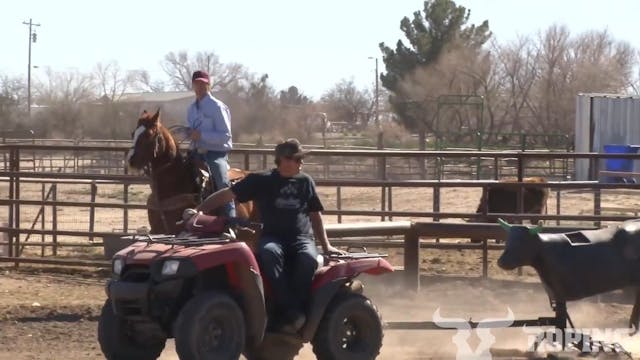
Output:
[257, 235, 319, 316]
[200, 150, 236, 217]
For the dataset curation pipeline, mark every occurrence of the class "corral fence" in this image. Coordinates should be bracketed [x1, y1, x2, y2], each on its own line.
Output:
[2, 144, 640, 290]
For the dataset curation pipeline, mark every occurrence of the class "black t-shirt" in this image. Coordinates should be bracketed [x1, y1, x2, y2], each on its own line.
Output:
[230, 169, 324, 240]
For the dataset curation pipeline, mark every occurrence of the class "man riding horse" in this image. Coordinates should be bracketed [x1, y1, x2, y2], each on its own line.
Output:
[127, 109, 258, 239]
[185, 70, 236, 218]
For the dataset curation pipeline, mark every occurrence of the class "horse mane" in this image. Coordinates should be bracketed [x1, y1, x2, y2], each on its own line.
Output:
[157, 124, 178, 160]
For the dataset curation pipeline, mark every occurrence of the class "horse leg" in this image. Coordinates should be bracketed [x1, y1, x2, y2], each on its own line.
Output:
[147, 208, 165, 235]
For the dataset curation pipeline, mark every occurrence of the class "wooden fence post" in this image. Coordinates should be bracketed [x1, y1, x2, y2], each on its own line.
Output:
[41, 183, 45, 257]
[123, 183, 129, 233]
[482, 238, 488, 279]
[14, 148, 21, 260]
[336, 186, 342, 224]
[89, 181, 97, 242]
[8, 148, 15, 258]
[403, 226, 420, 291]
[52, 184, 58, 256]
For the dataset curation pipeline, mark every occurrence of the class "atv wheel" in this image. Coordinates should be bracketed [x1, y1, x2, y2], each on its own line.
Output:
[311, 293, 383, 360]
[97, 299, 166, 360]
[174, 291, 245, 360]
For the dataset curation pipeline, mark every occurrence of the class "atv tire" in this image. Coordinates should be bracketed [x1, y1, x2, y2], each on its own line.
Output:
[97, 299, 166, 360]
[174, 291, 245, 360]
[311, 293, 383, 360]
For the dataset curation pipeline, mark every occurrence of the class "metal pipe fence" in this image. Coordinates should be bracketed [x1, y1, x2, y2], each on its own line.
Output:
[3, 144, 640, 286]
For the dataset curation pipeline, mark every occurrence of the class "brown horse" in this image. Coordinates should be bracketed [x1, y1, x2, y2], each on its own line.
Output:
[126, 109, 260, 246]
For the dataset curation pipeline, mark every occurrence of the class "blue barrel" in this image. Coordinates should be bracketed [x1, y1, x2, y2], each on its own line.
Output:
[603, 144, 637, 183]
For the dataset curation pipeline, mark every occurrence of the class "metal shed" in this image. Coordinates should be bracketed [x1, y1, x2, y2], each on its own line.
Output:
[574, 93, 640, 181]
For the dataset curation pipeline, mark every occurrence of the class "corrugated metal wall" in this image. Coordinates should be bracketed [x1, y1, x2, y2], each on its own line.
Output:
[574, 93, 640, 181]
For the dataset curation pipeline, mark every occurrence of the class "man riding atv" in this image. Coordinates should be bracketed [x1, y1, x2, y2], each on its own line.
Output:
[195, 138, 346, 334]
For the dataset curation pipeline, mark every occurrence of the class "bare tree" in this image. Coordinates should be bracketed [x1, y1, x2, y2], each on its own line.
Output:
[161, 50, 248, 91]
[320, 79, 372, 131]
[94, 61, 139, 101]
[630, 50, 640, 95]
[131, 70, 167, 92]
[0, 74, 28, 130]
[475, 25, 637, 148]
[476, 36, 541, 139]
[32, 68, 97, 138]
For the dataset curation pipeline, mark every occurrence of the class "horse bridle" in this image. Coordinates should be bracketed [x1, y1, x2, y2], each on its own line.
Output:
[141, 126, 172, 177]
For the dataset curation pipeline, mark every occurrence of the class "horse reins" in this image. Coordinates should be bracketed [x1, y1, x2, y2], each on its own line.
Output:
[146, 128, 174, 234]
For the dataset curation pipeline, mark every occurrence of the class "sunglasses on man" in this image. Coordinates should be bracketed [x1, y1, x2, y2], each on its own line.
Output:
[284, 156, 304, 163]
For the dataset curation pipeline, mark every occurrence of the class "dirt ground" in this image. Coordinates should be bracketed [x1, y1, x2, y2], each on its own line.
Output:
[2, 257, 640, 360]
[2, 184, 640, 359]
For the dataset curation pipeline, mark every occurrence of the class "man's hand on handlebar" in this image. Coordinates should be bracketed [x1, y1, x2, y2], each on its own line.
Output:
[324, 245, 347, 256]
[178, 208, 202, 224]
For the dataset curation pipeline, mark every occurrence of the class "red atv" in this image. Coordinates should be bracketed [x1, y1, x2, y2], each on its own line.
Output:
[97, 211, 393, 360]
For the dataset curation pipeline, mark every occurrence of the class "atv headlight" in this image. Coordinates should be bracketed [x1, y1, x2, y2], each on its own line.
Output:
[161, 260, 181, 276]
[113, 258, 124, 275]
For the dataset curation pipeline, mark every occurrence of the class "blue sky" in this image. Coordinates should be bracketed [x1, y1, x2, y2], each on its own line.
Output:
[2, 0, 639, 100]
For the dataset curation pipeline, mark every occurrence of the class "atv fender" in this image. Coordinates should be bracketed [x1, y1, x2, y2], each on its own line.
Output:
[226, 260, 267, 347]
[311, 257, 394, 291]
[300, 258, 393, 342]
[300, 278, 348, 342]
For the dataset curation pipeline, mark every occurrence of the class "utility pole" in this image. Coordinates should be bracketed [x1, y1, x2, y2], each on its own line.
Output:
[23, 18, 40, 119]
[369, 56, 382, 150]
[374, 57, 379, 128]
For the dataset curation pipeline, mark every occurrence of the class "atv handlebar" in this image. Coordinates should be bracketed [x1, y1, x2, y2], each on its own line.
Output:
[226, 217, 263, 231]
[324, 252, 388, 260]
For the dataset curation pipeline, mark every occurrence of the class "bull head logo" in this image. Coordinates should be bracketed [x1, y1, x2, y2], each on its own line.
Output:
[432, 307, 515, 360]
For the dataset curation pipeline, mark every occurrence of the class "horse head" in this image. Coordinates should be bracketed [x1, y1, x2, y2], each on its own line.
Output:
[126, 109, 177, 172]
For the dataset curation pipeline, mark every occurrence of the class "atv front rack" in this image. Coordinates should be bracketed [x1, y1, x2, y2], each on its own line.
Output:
[123, 234, 232, 247]
[325, 246, 388, 260]
[325, 252, 389, 260]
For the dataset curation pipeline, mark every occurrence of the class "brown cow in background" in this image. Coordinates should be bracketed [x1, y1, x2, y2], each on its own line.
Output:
[468, 177, 549, 243]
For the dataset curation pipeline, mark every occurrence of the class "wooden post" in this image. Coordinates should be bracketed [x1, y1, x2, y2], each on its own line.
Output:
[323, 156, 329, 179]
[41, 183, 45, 257]
[123, 183, 129, 233]
[380, 187, 386, 222]
[482, 238, 488, 279]
[14, 148, 20, 260]
[403, 227, 420, 291]
[379, 156, 386, 221]
[8, 148, 15, 258]
[123, 151, 129, 174]
[593, 154, 601, 228]
[556, 189, 561, 226]
[89, 182, 97, 242]
[593, 188, 601, 228]
[244, 153, 250, 171]
[387, 187, 393, 221]
[433, 184, 440, 243]
[52, 184, 58, 256]
[336, 186, 342, 224]
[517, 154, 524, 182]
[378, 155, 386, 181]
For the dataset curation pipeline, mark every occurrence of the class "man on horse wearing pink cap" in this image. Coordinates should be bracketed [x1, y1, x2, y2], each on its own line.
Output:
[187, 70, 236, 217]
